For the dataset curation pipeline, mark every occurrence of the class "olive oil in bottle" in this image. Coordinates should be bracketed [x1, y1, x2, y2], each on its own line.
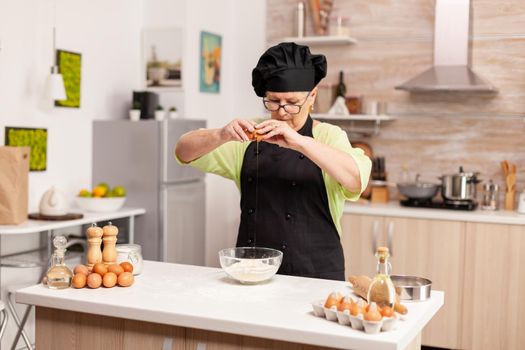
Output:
[44, 236, 73, 289]
[367, 246, 396, 308]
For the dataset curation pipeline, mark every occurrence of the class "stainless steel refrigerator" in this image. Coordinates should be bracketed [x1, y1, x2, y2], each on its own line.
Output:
[92, 119, 206, 264]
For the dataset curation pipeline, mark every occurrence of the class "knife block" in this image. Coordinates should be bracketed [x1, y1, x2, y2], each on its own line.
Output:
[371, 186, 389, 203]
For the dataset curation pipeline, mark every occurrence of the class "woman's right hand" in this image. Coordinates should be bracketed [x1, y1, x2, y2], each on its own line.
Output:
[219, 119, 256, 142]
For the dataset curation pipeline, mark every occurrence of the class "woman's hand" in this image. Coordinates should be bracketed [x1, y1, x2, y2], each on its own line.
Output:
[219, 119, 256, 142]
[255, 120, 305, 150]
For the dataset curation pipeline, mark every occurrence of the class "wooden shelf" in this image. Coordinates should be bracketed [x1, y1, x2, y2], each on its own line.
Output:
[282, 35, 357, 46]
[312, 113, 394, 122]
[312, 113, 395, 136]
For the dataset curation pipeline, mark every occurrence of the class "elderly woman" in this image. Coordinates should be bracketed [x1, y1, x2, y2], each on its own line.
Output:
[176, 42, 371, 281]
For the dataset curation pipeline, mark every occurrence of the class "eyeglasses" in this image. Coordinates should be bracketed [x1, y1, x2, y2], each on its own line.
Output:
[262, 91, 311, 115]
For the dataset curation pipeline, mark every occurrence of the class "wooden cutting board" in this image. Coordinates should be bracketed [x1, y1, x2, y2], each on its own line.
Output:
[28, 213, 84, 221]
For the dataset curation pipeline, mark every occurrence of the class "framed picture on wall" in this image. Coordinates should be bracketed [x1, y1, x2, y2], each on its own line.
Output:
[199, 31, 222, 94]
[142, 27, 183, 89]
[55, 49, 82, 108]
[5, 127, 48, 171]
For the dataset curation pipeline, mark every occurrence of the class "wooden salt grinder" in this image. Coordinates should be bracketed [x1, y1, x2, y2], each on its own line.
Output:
[102, 222, 119, 266]
[86, 223, 103, 271]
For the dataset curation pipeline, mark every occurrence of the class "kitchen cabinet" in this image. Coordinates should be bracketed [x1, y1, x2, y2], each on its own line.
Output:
[342, 212, 525, 350]
[341, 214, 465, 349]
[384, 217, 465, 349]
[461, 222, 525, 350]
[341, 214, 385, 278]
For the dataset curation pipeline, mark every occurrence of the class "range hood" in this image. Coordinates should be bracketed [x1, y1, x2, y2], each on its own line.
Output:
[395, 0, 497, 93]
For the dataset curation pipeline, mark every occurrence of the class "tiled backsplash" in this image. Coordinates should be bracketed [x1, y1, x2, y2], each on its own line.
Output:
[267, 0, 525, 194]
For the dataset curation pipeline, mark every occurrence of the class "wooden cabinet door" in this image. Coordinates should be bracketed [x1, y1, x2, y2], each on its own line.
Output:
[341, 214, 386, 279]
[386, 217, 465, 349]
[461, 222, 525, 350]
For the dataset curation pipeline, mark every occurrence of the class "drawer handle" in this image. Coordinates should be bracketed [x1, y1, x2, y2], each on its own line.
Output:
[372, 220, 379, 254]
[387, 221, 394, 257]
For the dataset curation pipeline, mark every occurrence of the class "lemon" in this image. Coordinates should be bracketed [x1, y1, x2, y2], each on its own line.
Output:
[111, 185, 126, 197]
[78, 189, 92, 197]
[97, 182, 110, 193]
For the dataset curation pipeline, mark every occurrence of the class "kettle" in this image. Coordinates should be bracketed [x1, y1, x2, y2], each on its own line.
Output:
[39, 186, 69, 216]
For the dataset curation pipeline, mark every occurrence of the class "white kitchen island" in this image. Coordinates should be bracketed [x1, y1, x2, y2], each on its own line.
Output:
[16, 261, 443, 350]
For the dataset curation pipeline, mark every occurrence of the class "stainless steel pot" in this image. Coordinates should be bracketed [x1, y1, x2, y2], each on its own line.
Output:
[397, 174, 440, 200]
[391, 275, 432, 301]
[440, 166, 481, 201]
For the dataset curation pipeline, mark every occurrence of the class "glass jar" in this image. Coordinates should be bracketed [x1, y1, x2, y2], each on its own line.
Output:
[481, 180, 500, 211]
[116, 244, 143, 275]
[329, 16, 350, 37]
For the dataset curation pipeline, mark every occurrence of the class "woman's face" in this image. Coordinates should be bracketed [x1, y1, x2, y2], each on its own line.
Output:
[265, 89, 317, 122]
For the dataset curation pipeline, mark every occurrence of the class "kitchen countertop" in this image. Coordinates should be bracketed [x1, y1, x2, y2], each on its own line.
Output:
[17, 261, 443, 350]
[344, 201, 525, 225]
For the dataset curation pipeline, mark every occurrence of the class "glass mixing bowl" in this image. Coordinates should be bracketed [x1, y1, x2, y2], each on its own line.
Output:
[218, 247, 283, 284]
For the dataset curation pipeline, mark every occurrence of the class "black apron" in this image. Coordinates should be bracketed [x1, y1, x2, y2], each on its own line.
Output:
[236, 116, 345, 281]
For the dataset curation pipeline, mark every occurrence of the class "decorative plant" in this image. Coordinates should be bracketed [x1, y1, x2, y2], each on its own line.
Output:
[5, 127, 48, 171]
[132, 101, 141, 110]
[169, 106, 177, 112]
[156, 105, 164, 111]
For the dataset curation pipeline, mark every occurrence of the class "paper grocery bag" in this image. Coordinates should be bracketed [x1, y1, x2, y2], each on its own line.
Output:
[0, 146, 30, 225]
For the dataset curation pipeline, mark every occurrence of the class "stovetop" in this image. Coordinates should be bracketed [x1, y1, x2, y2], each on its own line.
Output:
[400, 198, 478, 211]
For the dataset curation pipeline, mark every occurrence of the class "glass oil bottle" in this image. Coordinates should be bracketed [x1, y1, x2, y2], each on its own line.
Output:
[367, 246, 396, 308]
[44, 236, 73, 289]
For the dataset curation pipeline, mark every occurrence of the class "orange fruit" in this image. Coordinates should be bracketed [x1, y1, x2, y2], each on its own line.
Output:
[92, 186, 107, 197]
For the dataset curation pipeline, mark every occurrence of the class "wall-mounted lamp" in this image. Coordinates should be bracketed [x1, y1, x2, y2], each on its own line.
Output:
[49, 26, 66, 101]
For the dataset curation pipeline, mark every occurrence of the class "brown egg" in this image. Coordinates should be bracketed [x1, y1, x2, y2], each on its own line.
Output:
[364, 302, 383, 322]
[74, 264, 89, 276]
[107, 264, 124, 276]
[103, 272, 117, 288]
[381, 305, 395, 318]
[72, 273, 87, 288]
[87, 273, 102, 289]
[324, 291, 343, 309]
[120, 261, 133, 274]
[92, 263, 107, 276]
[117, 272, 134, 287]
[337, 296, 353, 312]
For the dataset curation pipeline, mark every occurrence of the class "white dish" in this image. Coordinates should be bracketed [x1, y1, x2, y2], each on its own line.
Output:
[75, 197, 126, 212]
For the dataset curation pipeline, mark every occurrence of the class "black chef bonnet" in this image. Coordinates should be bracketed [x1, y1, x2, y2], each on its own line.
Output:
[251, 42, 327, 97]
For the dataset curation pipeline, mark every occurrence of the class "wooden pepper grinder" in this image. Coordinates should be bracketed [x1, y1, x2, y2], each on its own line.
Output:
[102, 222, 119, 266]
[86, 223, 103, 271]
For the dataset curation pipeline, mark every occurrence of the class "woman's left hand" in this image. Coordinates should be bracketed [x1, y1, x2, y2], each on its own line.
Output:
[255, 120, 305, 150]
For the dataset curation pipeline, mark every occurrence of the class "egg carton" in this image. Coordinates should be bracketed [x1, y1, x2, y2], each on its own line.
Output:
[311, 299, 398, 334]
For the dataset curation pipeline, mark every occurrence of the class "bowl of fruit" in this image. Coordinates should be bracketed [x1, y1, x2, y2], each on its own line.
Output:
[76, 183, 127, 212]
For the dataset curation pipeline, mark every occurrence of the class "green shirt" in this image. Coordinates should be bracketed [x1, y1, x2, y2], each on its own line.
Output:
[177, 122, 371, 235]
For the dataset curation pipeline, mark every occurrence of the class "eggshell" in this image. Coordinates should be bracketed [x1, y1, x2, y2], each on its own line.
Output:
[107, 264, 124, 276]
[118, 272, 134, 287]
[74, 264, 89, 276]
[87, 273, 102, 289]
[103, 272, 117, 288]
[120, 261, 133, 274]
[72, 273, 87, 288]
[93, 263, 107, 276]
